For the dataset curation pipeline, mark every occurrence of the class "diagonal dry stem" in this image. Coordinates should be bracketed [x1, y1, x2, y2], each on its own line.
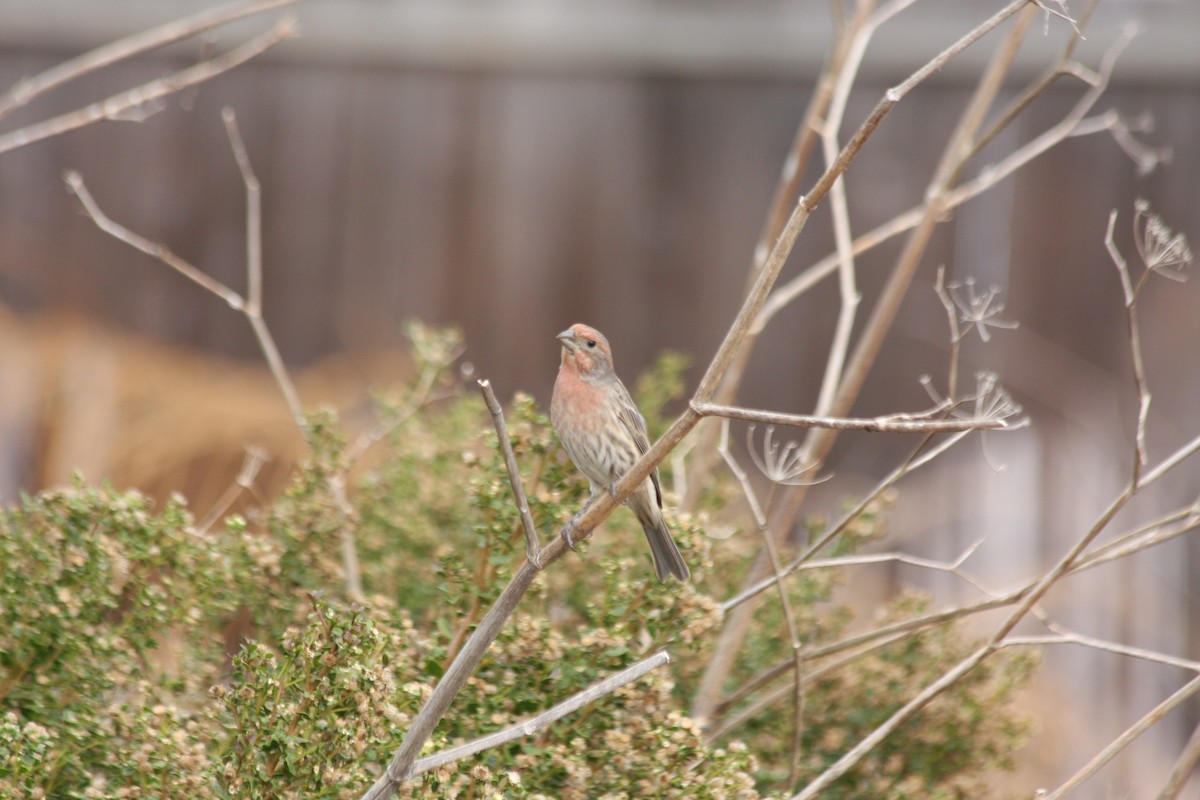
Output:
[0, 0, 296, 121]
[716, 421, 806, 785]
[692, 401, 1008, 432]
[410, 651, 671, 776]
[1042, 676, 1200, 800]
[1158, 720, 1200, 800]
[0, 17, 296, 156]
[478, 379, 542, 566]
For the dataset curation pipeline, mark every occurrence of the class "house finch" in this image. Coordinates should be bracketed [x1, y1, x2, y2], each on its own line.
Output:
[550, 323, 690, 582]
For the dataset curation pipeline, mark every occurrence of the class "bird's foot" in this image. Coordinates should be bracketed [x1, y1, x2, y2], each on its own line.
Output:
[559, 510, 583, 554]
[561, 513, 582, 552]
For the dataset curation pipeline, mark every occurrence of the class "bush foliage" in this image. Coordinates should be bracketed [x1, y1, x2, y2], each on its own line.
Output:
[0, 326, 1033, 799]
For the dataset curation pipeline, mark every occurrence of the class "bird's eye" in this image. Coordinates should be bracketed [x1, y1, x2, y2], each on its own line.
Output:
[586, 339, 597, 349]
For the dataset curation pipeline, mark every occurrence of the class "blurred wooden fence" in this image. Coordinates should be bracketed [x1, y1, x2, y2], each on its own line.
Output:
[1, 1, 1199, 795]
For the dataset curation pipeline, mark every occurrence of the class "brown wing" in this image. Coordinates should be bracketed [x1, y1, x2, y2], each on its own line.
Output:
[613, 381, 664, 509]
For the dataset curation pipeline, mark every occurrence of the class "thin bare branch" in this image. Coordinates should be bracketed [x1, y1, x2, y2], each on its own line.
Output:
[363, 561, 541, 798]
[798, 539, 990, 589]
[64, 171, 244, 308]
[1001, 634, 1200, 675]
[222, 107, 263, 314]
[1041, 676, 1200, 800]
[693, 401, 1009, 433]
[0, 18, 296, 156]
[810, 0, 908, 418]
[970, 0, 1099, 159]
[717, 420, 767, 530]
[723, 429, 971, 612]
[196, 446, 267, 533]
[1105, 209, 1150, 474]
[706, 630, 911, 744]
[1076, 506, 1200, 574]
[790, 645, 992, 799]
[410, 651, 671, 776]
[717, 424, 805, 784]
[1158, 720, 1200, 800]
[0, 0, 296, 121]
[761, 18, 1141, 333]
[478, 379, 542, 567]
[934, 266, 964, 398]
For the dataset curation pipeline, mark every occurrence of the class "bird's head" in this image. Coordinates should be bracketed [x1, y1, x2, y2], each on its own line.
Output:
[556, 323, 614, 378]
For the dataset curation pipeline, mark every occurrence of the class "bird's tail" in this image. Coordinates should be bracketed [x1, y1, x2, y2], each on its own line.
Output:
[634, 502, 690, 582]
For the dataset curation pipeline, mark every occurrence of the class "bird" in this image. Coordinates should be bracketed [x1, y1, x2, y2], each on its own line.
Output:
[550, 323, 690, 582]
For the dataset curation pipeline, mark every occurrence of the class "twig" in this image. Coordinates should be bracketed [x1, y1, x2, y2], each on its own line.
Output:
[759, 19, 1144, 333]
[700, 0, 1025, 408]
[716, 421, 805, 785]
[478, 379, 541, 566]
[810, 0, 909, 418]
[715, 493, 1200, 744]
[789, 487, 1132, 793]
[944, 21, 1144, 207]
[969, 0, 1099, 161]
[1105, 209, 1151, 474]
[196, 446, 267, 533]
[222, 108, 263, 314]
[692, 402, 1009, 432]
[234, 107, 359, 596]
[1075, 505, 1200, 573]
[0, 18, 297, 156]
[723, 429, 971, 612]
[705, 631, 912, 745]
[796, 540, 989, 591]
[219, 107, 304, 429]
[363, 561, 541, 798]
[1001, 634, 1200, 675]
[0, 0, 296, 121]
[1158, 720, 1200, 800]
[63, 171, 245, 308]
[934, 266, 964, 398]
[410, 651, 671, 776]
[65, 116, 301, 432]
[790, 645, 992, 799]
[1041, 676, 1200, 800]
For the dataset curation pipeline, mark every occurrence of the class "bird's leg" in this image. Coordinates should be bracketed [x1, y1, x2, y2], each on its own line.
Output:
[560, 494, 597, 551]
[561, 515, 581, 551]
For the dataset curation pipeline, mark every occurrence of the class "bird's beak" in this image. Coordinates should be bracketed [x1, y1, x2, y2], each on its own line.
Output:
[556, 328, 578, 352]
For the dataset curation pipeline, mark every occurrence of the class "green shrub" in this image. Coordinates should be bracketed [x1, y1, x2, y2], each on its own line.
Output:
[0, 332, 1032, 798]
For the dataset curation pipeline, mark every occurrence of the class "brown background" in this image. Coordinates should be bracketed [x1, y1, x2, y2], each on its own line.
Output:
[1, 0, 1198, 795]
